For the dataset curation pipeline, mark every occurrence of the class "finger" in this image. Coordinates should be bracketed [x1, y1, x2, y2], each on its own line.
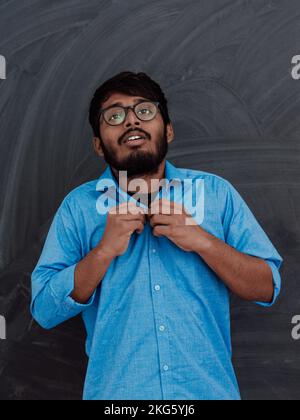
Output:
[159, 198, 181, 208]
[151, 198, 183, 211]
[111, 202, 147, 217]
[150, 200, 184, 215]
[126, 202, 148, 215]
[185, 216, 198, 226]
[153, 225, 171, 237]
[150, 214, 173, 227]
[136, 224, 145, 234]
[110, 210, 146, 223]
[150, 200, 172, 215]
[121, 213, 147, 224]
[126, 220, 145, 235]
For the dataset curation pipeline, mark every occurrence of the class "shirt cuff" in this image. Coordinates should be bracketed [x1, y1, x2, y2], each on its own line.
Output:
[254, 259, 282, 307]
[49, 263, 96, 312]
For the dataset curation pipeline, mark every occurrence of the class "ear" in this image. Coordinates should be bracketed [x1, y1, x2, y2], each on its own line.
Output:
[166, 123, 175, 145]
[93, 137, 104, 157]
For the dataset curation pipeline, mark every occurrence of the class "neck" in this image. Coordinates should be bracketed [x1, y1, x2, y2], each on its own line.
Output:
[111, 160, 166, 194]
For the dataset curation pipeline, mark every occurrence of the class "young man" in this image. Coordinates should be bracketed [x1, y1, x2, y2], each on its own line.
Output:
[31, 71, 283, 400]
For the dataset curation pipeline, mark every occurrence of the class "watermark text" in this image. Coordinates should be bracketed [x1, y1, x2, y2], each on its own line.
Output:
[292, 315, 300, 340]
[0, 315, 6, 340]
[291, 55, 300, 80]
[96, 174, 205, 226]
[0, 54, 6, 80]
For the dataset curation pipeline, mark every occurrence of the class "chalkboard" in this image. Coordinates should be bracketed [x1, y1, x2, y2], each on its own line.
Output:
[0, 0, 299, 400]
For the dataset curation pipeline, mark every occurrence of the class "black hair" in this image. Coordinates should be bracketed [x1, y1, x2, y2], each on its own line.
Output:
[89, 71, 171, 138]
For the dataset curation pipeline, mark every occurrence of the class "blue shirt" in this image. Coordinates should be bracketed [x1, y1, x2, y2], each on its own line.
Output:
[31, 160, 283, 400]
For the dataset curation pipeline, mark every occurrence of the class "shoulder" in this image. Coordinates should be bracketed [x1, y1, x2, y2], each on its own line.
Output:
[177, 166, 235, 194]
[177, 167, 245, 222]
[60, 179, 99, 212]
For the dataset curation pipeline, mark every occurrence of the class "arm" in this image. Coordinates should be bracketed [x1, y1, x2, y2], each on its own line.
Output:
[150, 194, 283, 306]
[71, 246, 114, 304]
[193, 229, 274, 303]
[71, 201, 146, 303]
[31, 199, 146, 328]
[31, 198, 102, 329]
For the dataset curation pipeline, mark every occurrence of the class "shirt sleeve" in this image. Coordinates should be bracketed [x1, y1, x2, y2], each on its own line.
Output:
[221, 181, 283, 307]
[31, 196, 96, 330]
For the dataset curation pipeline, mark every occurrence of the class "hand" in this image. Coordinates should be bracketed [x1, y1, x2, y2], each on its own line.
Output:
[98, 202, 147, 258]
[149, 199, 208, 253]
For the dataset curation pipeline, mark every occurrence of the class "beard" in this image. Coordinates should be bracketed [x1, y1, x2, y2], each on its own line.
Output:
[99, 125, 169, 177]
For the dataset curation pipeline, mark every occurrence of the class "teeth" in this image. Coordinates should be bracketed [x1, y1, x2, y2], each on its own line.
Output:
[127, 136, 144, 142]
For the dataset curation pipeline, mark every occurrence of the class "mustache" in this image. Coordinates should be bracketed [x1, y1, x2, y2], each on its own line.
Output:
[119, 129, 150, 144]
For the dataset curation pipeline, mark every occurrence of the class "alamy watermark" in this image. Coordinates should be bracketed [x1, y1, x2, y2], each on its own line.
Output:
[0, 54, 6, 80]
[0, 315, 6, 340]
[96, 174, 205, 226]
[291, 55, 300, 80]
[291, 316, 300, 341]
[285, 58, 300, 341]
[1, 54, 7, 340]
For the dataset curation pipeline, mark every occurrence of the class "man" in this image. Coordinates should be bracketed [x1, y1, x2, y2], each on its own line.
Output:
[31, 71, 283, 400]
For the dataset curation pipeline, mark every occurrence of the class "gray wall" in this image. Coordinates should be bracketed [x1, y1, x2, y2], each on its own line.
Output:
[0, 0, 299, 400]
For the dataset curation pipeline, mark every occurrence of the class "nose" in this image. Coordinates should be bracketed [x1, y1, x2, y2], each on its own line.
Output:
[124, 108, 141, 127]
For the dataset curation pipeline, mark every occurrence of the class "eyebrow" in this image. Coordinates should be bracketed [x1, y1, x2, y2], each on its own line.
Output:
[106, 98, 148, 108]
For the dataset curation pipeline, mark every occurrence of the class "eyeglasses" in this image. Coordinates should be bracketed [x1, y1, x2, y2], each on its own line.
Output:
[99, 100, 160, 126]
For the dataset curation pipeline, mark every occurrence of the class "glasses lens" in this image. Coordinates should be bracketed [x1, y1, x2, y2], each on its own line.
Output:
[104, 107, 125, 126]
[102, 102, 158, 126]
[135, 102, 158, 121]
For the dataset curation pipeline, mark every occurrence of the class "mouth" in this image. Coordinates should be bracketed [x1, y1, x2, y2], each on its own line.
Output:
[123, 133, 148, 147]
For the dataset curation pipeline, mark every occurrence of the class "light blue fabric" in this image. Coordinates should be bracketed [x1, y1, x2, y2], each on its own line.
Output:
[31, 160, 283, 400]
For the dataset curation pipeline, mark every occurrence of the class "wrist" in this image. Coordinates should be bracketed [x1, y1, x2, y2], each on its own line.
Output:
[193, 227, 214, 255]
[93, 243, 116, 262]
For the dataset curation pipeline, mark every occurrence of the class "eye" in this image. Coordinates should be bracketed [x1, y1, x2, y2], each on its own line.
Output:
[109, 113, 121, 121]
[141, 108, 153, 114]
[104, 107, 125, 124]
[139, 108, 152, 114]
[136, 102, 157, 119]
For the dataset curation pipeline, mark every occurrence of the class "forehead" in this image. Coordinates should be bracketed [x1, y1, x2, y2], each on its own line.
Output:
[101, 93, 149, 109]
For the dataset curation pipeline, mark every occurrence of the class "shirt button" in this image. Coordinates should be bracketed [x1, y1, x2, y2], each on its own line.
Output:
[154, 285, 161, 291]
[152, 249, 156, 254]
[159, 325, 165, 332]
[163, 365, 169, 371]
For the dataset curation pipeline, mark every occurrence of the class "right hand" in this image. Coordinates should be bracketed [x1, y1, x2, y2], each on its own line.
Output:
[97, 202, 147, 258]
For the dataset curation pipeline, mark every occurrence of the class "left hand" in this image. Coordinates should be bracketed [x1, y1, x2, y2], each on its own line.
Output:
[149, 199, 207, 253]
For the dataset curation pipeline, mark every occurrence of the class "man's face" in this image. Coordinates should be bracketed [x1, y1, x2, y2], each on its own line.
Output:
[93, 93, 174, 177]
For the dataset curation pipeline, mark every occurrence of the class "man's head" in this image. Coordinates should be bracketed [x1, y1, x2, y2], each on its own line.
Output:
[89, 72, 174, 177]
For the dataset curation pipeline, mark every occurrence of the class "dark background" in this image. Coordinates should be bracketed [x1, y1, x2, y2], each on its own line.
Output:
[0, 0, 299, 400]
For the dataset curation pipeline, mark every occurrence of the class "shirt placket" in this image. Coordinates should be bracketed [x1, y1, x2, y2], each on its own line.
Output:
[148, 232, 173, 400]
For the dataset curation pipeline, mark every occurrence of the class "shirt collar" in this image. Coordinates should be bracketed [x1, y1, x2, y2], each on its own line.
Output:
[95, 160, 204, 227]
[96, 160, 184, 194]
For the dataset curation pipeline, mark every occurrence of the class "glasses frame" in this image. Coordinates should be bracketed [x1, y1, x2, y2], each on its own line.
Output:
[99, 100, 161, 126]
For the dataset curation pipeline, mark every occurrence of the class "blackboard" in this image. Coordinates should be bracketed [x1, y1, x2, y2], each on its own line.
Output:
[0, 0, 299, 400]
